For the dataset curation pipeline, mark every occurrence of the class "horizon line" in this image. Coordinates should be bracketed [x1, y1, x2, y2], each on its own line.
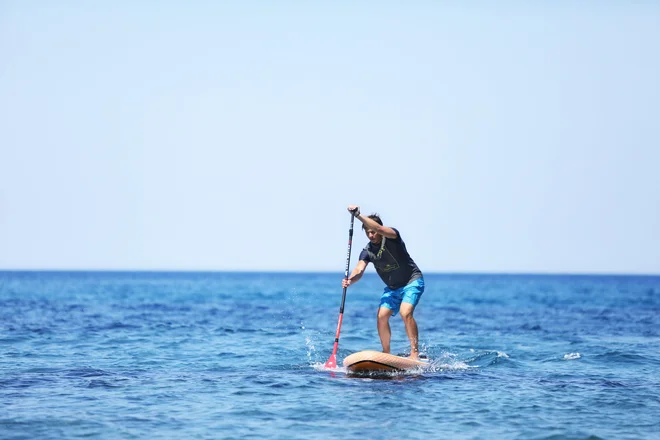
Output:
[0, 268, 658, 277]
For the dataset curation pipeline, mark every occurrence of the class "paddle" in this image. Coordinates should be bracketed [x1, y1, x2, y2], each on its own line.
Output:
[324, 208, 357, 369]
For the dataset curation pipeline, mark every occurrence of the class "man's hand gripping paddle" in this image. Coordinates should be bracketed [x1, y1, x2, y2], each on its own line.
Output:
[324, 209, 357, 369]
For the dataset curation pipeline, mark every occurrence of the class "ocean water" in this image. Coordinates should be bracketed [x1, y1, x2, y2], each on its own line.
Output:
[0, 271, 658, 440]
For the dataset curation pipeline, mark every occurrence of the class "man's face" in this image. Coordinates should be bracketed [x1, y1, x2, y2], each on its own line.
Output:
[365, 228, 381, 244]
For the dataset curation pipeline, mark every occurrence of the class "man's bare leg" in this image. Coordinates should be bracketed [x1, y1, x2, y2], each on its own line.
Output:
[377, 307, 394, 353]
[400, 303, 419, 359]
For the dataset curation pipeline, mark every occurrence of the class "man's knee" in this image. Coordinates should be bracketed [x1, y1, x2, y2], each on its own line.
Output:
[378, 307, 393, 321]
[399, 304, 415, 320]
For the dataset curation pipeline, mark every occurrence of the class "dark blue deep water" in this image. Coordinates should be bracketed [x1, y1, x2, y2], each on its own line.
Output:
[1, 271, 658, 439]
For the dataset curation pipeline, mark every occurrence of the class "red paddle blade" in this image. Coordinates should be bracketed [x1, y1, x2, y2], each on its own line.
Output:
[324, 353, 337, 369]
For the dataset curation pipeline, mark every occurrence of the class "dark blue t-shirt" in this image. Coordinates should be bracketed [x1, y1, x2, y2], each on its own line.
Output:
[359, 228, 423, 290]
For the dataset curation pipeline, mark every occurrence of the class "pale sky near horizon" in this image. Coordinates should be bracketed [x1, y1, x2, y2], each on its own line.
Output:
[1, 2, 659, 274]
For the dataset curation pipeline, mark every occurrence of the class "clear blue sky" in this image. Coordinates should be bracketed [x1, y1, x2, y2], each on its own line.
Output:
[1, 2, 659, 274]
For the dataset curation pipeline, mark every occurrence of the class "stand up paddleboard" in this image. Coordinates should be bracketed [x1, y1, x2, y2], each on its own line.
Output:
[343, 350, 429, 373]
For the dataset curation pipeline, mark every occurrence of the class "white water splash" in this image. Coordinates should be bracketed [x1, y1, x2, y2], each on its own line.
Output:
[304, 335, 317, 360]
[564, 352, 581, 360]
[430, 360, 472, 371]
[312, 363, 347, 374]
[430, 351, 473, 371]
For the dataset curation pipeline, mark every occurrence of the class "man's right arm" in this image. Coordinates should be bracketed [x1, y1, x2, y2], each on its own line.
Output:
[342, 260, 368, 288]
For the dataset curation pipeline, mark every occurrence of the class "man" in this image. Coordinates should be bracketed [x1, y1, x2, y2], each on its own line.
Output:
[342, 205, 425, 359]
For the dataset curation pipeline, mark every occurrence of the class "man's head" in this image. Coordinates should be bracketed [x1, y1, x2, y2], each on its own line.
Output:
[362, 213, 383, 244]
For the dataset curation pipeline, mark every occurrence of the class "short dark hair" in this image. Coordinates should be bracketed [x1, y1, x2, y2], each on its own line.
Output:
[362, 213, 383, 230]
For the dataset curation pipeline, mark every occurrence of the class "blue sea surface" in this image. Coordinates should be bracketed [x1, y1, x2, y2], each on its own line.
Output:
[1, 271, 658, 439]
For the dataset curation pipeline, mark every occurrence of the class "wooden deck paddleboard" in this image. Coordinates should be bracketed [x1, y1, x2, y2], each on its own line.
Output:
[343, 350, 429, 373]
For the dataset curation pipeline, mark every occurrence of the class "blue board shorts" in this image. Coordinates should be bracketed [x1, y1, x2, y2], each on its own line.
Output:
[379, 278, 425, 316]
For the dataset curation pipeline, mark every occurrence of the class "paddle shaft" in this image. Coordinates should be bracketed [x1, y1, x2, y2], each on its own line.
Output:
[325, 211, 356, 368]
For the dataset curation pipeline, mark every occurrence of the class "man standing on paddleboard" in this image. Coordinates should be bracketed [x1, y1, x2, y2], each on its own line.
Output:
[342, 205, 425, 360]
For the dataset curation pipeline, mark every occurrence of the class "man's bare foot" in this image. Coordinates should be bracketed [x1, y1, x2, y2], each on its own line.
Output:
[409, 351, 419, 360]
